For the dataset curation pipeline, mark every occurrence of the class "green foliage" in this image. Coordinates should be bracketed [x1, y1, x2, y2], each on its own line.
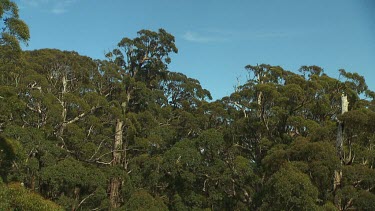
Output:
[122, 189, 168, 211]
[163, 139, 201, 183]
[0, 0, 29, 61]
[0, 136, 24, 181]
[0, 182, 63, 210]
[261, 164, 319, 210]
[354, 191, 375, 211]
[0, 4, 374, 208]
[0, 178, 11, 210]
[40, 157, 106, 194]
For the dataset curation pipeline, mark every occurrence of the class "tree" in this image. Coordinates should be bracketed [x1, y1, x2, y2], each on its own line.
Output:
[1, 14, 375, 209]
[162, 71, 211, 109]
[0, 0, 29, 59]
[261, 164, 320, 210]
[104, 29, 178, 209]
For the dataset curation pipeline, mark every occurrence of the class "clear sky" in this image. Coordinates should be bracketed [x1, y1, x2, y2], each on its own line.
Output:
[15, 0, 375, 100]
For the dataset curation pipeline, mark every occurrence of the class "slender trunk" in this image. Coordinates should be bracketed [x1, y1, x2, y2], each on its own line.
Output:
[336, 94, 348, 158]
[255, 72, 266, 163]
[334, 94, 348, 209]
[109, 119, 123, 209]
[109, 88, 130, 209]
[61, 74, 68, 122]
[113, 119, 123, 165]
[256, 72, 269, 131]
[57, 74, 68, 145]
[257, 73, 263, 120]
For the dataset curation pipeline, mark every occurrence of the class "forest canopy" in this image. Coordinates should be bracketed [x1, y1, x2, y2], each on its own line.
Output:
[0, 1, 375, 210]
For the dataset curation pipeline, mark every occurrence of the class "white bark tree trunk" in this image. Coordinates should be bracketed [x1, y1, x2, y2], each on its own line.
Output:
[334, 94, 349, 210]
[109, 119, 123, 209]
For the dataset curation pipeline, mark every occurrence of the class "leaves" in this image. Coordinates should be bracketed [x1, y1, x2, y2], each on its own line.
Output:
[0, 3, 374, 208]
[261, 164, 319, 210]
[0, 0, 29, 57]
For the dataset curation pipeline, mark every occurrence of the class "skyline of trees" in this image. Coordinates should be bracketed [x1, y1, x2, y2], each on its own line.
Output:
[1, 1, 375, 210]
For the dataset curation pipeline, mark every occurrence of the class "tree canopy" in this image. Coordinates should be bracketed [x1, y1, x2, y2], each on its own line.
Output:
[1, 1, 375, 210]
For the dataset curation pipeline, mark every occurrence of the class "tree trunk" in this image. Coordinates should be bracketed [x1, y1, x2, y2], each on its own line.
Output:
[57, 74, 68, 146]
[72, 186, 80, 211]
[113, 119, 123, 165]
[109, 177, 121, 209]
[109, 119, 123, 209]
[334, 94, 349, 209]
[336, 94, 348, 158]
[257, 73, 263, 120]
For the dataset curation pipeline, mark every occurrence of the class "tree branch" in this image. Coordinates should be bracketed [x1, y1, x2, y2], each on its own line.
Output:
[76, 192, 95, 210]
[89, 139, 106, 161]
[65, 105, 101, 125]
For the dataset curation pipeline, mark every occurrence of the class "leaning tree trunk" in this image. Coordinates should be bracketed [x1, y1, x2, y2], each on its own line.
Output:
[109, 119, 123, 209]
[334, 94, 348, 210]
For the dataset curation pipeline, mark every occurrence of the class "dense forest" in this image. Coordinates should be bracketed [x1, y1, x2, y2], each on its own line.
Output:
[1, 1, 375, 210]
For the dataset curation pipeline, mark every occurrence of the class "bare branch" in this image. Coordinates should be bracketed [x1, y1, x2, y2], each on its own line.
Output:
[87, 125, 94, 138]
[89, 139, 106, 161]
[76, 192, 95, 210]
[65, 106, 101, 125]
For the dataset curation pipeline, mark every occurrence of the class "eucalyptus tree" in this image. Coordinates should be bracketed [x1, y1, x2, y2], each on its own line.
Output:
[220, 64, 375, 209]
[104, 28, 178, 209]
[333, 71, 375, 210]
[7, 49, 109, 210]
[0, 0, 29, 55]
[21, 49, 103, 150]
[0, 6, 374, 208]
[0, 0, 29, 131]
[162, 71, 211, 110]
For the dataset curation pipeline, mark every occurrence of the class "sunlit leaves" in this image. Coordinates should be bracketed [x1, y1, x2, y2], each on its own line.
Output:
[2, 182, 63, 211]
[0, 0, 29, 58]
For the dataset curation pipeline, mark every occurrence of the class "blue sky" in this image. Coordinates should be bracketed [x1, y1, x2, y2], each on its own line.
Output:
[16, 0, 375, 100]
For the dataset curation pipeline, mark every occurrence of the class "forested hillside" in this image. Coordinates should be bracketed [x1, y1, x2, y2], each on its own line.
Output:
[1, 1, 375, 210]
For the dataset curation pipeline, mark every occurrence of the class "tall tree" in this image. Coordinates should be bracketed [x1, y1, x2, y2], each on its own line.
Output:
[104, 28, 177, 209]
